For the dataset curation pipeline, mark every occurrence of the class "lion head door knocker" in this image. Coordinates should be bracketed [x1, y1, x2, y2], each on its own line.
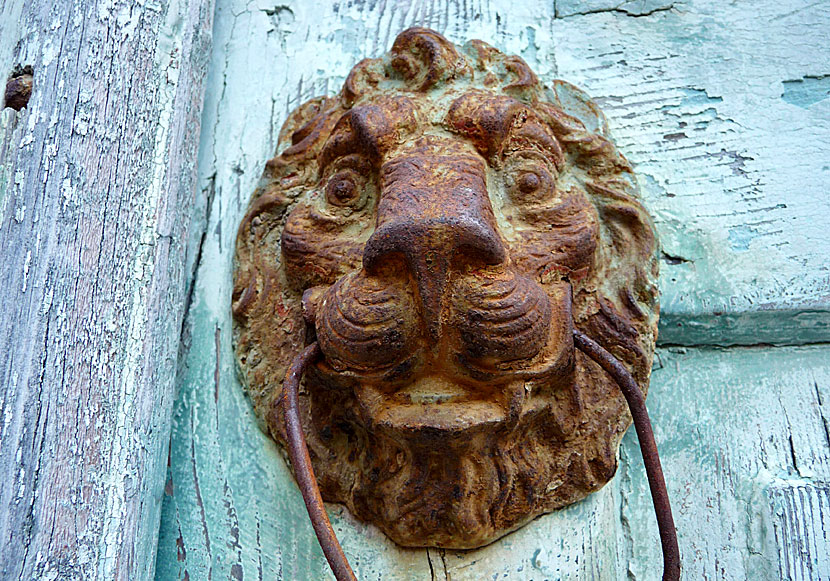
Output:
[233, 28, 679, 581]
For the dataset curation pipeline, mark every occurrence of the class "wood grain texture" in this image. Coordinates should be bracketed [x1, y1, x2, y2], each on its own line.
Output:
[154, 0, 830, 579]
[552, 0, 830, 346]
[0, 0, 214, 578]
[622, 345, 830, 581]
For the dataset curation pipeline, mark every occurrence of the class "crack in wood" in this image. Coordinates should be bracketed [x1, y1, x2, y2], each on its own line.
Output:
[555, 3, 677, 20]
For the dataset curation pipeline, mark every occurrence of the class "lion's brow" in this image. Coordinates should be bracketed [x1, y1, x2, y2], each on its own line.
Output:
[445, 92, 560, 163]
[444, 92, 522, 154]
[319, 97, 417, 169]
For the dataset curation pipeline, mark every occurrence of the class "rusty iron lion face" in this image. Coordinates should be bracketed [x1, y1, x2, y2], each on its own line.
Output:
[233, 28, 659, 549]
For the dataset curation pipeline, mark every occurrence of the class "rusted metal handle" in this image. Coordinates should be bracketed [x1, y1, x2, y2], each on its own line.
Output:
[280, 342, 357, 581]
[573, 330, 681, 581]
[281, 336, 680, 581]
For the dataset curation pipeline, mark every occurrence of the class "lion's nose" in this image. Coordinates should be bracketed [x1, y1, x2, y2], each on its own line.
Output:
[364, 218, 505, 340]
[363, 152, 506, 339]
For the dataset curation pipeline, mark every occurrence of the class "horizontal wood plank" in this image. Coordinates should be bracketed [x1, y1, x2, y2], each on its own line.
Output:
[621, 345, 830, 581]
[552, 0, 830, 345]
[157, 325, 830, 579]
[167, 0, 830, 348]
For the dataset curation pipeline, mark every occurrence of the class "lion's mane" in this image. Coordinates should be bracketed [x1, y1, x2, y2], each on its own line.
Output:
[233, 27, 659, 548]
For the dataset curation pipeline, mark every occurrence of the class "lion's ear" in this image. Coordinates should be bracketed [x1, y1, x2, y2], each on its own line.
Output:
[576, 176, 660, 385]
[549, 80, 610, 138]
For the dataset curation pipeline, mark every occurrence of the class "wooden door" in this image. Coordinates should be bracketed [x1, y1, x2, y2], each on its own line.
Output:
[2, 0, 828, 579]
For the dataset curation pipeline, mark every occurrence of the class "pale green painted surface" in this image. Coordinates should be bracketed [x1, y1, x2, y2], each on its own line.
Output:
[155, 0, 830, 579]
[157, 333, 830, 579]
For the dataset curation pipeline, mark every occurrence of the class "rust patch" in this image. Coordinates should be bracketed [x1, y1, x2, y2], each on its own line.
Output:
[4, 67, 33, 111]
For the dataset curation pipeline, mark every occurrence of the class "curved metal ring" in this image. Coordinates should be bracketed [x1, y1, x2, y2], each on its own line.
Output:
[573, 330, 680, 581]
[277, 342, 357, 581]
[279, 334, 680, 581]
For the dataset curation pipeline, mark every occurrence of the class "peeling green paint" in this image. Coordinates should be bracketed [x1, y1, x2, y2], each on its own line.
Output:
[782, 75, 830, 109]
[154, 0, 830, 578]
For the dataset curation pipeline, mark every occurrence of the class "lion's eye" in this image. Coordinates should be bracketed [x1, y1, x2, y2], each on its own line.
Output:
[326, 170, 364, 208]
[507, 162, 554, 202]
[517, 171, 542, 194]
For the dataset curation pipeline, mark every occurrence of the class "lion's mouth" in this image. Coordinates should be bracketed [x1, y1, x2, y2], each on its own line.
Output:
[307, 268, 574, 432]
[355, 382, 520, 434]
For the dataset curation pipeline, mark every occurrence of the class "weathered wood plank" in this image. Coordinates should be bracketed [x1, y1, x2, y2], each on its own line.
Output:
[549, 0, 830, 345]
[155, 0, 830, 579]
[0, 0, 214, 578]
[768, 482, 830, 581]
[619, 345, 830, 581]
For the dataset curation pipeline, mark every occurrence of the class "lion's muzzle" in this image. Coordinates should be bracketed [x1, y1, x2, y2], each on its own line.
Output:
[363, 145, 506, 339]
[312, 140, 573, 432]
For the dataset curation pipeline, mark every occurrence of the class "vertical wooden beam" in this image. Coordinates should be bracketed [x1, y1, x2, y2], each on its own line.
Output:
[0, 0, 213, 578]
